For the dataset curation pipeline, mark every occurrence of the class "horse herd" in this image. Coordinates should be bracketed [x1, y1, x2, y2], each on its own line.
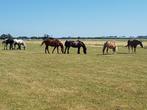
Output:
[2, 38, 26, 50]
[1, 38, 144, 54]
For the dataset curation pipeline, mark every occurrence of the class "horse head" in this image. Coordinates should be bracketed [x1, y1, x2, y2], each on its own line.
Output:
[80, 41, 87, 54]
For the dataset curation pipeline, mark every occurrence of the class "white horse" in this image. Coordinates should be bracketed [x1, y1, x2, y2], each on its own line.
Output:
[14, 39, 26, 50]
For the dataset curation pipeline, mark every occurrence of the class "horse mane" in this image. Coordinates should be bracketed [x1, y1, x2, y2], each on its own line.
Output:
[80, 41, 86, 49]
[79, 41, 87, 54]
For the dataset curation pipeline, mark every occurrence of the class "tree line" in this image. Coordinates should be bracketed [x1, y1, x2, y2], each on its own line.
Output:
[0, 34, 147, 40]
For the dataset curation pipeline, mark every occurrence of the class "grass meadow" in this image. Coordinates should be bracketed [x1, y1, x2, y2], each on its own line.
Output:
[0, 39, 147, 110]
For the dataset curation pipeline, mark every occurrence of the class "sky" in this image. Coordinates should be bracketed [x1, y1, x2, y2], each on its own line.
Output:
[0, 0, 147, 37]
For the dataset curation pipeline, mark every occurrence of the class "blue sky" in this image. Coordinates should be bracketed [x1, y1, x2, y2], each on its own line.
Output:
[0, 0, 147, 37]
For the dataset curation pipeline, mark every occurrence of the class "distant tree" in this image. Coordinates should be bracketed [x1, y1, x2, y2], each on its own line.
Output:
[7, 34, 13, 39]
[42, 34, 53, 40]
[77, 36, 80, 39]
[17, 36, 28, 39]
[137, 36, 147, 39]
[0, 34, 13, 39]
[30, 36, 38, 39]
[0, 34, 7, 39]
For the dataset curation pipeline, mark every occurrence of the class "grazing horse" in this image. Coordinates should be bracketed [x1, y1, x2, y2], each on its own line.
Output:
[3, 38, 14, 50]
[14, 39, 26, 50]
[125, 39, 143, 53]
[103, 40, 116, 55]
[64, 40, 87, 54]
[41, 38, 64, 54]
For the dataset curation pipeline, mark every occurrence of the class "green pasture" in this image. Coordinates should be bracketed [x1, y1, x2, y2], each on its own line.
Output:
[0, 39, 147, 110]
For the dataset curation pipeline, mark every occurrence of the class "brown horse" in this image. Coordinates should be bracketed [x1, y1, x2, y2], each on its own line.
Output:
[103, 40, 116, 55]
[41, 38, 64, 54]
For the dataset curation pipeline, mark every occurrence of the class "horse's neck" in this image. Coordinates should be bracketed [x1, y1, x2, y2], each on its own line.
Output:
[137, 41, 141, 45]
[133, 41, 139, 46]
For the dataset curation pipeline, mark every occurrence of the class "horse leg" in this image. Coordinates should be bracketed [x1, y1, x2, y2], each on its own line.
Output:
[52, 47, 56, 54]
[45, 46, 49, 54]
[57, 46, 59, 54]
[47, 46, 50, 54]
[23, 44, 25, 50]
[14, 44, 15, 49]
[15, 43, 18, 50]
[77, 47, 80, 54]
[67, 47, 70, 54]
[9, 44, 11, 50]
[4, 44, 6, 50]
[128, 46, 130, 53]
[134, 48, 136, 53]
[113, 47, 116, 54]
[64, 47, 67, 54]
[106, 47, 109, 54]
[134, 46, 137, 53]
[10, 44, 12, 50]
[18, 44, 21, 50]
[102, 46, 106, 55]
[20, 44, 21, 50]
[6, 44, 8, 50]
[131, 47, 133, 53]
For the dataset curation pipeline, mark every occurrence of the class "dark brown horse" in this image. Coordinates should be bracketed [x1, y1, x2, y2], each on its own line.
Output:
[64, 40, 87, 54]
[41, 38, 64, 54]
[103, 40, 116, 55]
[125, 39, 143, 53]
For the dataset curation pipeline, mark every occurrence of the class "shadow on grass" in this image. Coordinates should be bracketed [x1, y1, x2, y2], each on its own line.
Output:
[96, 52, 131, 56]
[96, 53, 115, 56]
[143, 46, 147, 49]
[117, 52, 130, 54]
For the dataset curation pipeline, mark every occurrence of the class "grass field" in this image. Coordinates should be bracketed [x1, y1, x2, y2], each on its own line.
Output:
[0, 39, 147, 110]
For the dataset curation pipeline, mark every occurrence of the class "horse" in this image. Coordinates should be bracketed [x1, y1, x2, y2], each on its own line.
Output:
[125, 39, 143, 53]
[64, 40, 87, 54]
[103, 40, 116, 55]
[2, 38, 14, 50]
[14, 39, 26, 50]
[41, 38, 64, 54]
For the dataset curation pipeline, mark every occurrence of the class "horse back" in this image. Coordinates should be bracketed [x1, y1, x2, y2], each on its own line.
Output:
[105, 41, 116, 48]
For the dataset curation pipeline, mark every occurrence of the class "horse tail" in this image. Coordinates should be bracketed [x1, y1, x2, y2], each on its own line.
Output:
[125, 40, 131, 47]
[41, 40, 45, 46]
[64, 40, 68, 46]
[102, 42, 107, 54]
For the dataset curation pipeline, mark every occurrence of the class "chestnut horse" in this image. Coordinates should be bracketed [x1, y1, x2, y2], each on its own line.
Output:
[103, 40, 116, 55]
[64, 40, 87, 54]
[41, 38, 64, 54]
